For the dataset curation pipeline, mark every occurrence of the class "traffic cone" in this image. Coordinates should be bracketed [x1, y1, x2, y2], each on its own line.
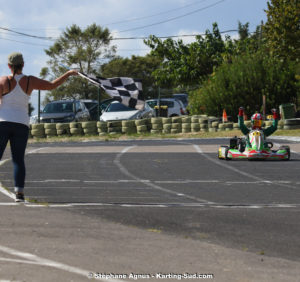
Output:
[222, 109, 228, 123]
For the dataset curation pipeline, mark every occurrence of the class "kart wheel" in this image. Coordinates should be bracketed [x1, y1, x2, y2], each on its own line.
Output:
[218, 146, 228, 160]
[225, 147, 231, 161]
[280, 146, 290, 160]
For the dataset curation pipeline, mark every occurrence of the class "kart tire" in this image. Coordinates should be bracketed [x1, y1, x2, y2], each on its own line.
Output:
[172, 123, 182, 130]
[181, 117, 191, 123]
[191, 116, 199, 123]
[45, 129, 57, 135]
[162, 117, 172, 124]
[171, 116, 182, 123]
[151, 117, 163, 124]
[122, 120, 136, 127]
[31, 124, 44, 130]
[137, 125, 148, 132]
[280, 146, 291, 161]
[122, 127, 137, 134]
[211, 121, 219, 128]
[135, 119, 147, 126]
[225, 147, 231, 160]
[97, 122, 107, 129]
[199, 118, 208, 124]
[182, 123, 191, 129]
[107, 121, 122, 128]
[56, 123, 69, 130]
[218, 146, 228, 160]
[70, 128, 83, 135]
[44, 123, 56, 130]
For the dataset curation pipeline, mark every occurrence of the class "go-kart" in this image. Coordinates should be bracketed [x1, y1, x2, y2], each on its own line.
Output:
[218, 129, 290, 160]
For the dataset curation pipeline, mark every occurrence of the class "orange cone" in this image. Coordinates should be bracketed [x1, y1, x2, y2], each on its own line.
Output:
[222, 109, 228, 123]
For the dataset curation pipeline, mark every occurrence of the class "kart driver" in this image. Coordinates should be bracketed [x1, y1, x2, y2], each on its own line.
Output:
[238, 107, 279, 147]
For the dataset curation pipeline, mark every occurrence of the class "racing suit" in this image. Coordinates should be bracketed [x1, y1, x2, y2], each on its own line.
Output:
[238, 108, 278, 148]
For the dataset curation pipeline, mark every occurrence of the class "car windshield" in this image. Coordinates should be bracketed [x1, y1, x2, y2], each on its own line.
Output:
[147, 100, 174, 108]
[106, 102, 135, 112]
[42, 102, 74, 113]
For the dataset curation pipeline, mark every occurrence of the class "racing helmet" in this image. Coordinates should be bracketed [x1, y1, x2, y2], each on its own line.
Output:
[251, 113, 263, 129]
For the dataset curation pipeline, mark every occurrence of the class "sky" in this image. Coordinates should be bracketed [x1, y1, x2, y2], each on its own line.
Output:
[0, 0, 269, 114]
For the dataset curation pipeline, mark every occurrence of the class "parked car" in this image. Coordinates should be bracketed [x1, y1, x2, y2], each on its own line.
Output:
[100, 101, 154, 122]
[172, 93, 188, 108]
[32, 99, 98, 124]
[99, 98, 120, 113]
[146, 98, 187, 117]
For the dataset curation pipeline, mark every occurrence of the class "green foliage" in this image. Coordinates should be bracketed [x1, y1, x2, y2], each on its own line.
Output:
[144, 23, 227, 87]
[263, 0, 300, 60]
[145, 22, 265, 88]
[100, 55, 162, 99]
[189, 53, 299, 120]
[42, 24, 116, 101]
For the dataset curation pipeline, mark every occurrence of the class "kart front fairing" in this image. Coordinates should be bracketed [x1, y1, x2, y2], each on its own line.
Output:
[218, 129, 290, 160]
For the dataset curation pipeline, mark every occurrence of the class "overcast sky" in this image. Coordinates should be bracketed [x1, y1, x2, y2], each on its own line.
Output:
[0, 0, 268, 112]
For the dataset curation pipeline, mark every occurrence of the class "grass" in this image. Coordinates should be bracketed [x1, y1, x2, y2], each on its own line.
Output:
[27, 128, 300, 144]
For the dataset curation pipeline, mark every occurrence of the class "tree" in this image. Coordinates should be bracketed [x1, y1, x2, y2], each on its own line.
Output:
[144, 23, 228, 88]
[263, 0, 300, 60]
[41, 24, 116, 101]
[100, 55, 162, 99]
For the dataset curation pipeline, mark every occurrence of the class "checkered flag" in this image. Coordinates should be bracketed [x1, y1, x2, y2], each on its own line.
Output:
[78, 73, 145, 110]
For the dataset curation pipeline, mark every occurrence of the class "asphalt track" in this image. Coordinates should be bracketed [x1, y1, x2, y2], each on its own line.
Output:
[0, 137, 300, 281]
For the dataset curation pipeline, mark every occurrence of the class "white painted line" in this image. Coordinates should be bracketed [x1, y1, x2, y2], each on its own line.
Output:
[0, 202, 297, 209]
[0, 185, 15, 200]
[28, 179, 81, 183]
[113, 146, 214, 204]
[0, 245, 125, 282]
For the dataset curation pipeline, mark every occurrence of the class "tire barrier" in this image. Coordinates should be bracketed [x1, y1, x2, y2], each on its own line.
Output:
[28, 116, 298, 139]
[56, 123, 71, 136]
[97, 121, 108, 135]
[150, 117, 163, 134]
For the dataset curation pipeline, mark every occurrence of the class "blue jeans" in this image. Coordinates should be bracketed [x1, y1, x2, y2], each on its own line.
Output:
[0, 122, 29, 193]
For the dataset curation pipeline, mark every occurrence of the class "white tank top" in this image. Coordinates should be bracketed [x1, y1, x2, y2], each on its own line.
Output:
[0, 74, 30, 127]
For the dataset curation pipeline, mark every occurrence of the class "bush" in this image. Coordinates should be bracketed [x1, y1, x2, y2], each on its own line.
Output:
[189, 53, 299, 120]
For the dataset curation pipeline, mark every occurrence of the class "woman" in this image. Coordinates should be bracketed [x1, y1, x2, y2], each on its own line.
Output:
[0, 52, 78, 202]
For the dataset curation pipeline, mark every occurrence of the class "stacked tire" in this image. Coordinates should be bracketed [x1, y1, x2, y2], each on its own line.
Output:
[233, 122, 239, 130]
[210, 121, 219, 132]
[44, 123, 57, 138]
[171, 116, 181, 134]
[224, 122, 233, 131]
[122, 120, 137, 134]
[81, 121, 97, 135]
[191, 116, 200, 132]
[135, 119, 148, 134]
[31, 124, 45, 139]
[199, 117, 208, 132]
[162, 117, 172, 134]
[107, 121, 122, 135]
[70, 122, 83, 136]
[56, 123, 70, 136]
[218, 123, 225, 132]
[97, 121, 108, 136]
[181, 116, 191, 133]
[151, 117, 163, 134]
